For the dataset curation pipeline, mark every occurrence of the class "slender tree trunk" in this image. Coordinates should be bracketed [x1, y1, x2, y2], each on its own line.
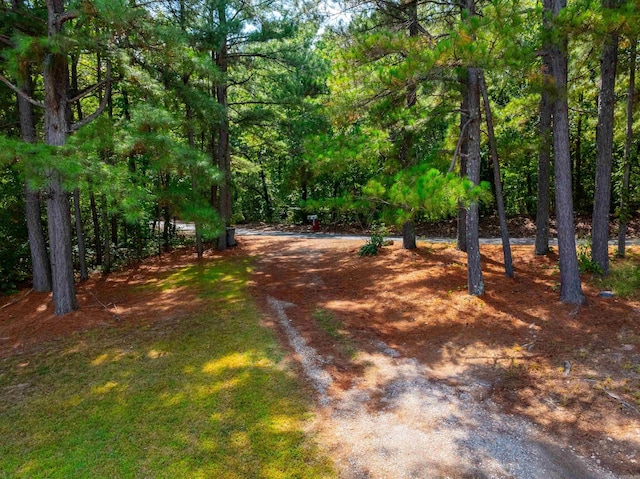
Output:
[466, 66, 484, 296]
[16, 56, 52, 291]
[574, 93, 584, 208]
[25, 186, 52, 291]
[73, 188, 88, 280]
[89, 191, 102, 265]
[401, 0, 419, 250]
[186, 97, 204, 258]
[44, 0, 77, 314]
[457, 70, 469, 252]
[216, 6, 231, 251]
[618, 38, 636, 257]
[535, 56, 553, 255]
[480, 71, 513, 278]
[592, 0, 620, 275]
[102, 204, 112, 274]
[549, 0, 584, 304]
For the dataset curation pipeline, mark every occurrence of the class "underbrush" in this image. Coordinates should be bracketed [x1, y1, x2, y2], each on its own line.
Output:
[595, 252, 640, 299]
[0, 257, 334, 479]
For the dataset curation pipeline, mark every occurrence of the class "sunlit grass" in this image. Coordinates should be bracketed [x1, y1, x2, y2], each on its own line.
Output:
[595, 251, 640, 299]
[0, 257, 334, 479]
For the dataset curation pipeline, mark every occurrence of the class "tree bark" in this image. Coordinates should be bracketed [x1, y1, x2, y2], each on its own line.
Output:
[549, 0, 584, 304]
[402, 220, 417, 249]
[216, 5, 231, 251]
[535, 55, 553, 256]
[573, 93, 584, 208]
[479, 71, 514, 278]
[457, 70, 469, 252]
[73, 188, 88, 280]
[89, 191, 102, 265]
[618, 38, 636, 257]
[16, 57, 52, 292]
[466, 66, 484, 296]
[592, 0, 619, 275]
[44, 0, 77, 314]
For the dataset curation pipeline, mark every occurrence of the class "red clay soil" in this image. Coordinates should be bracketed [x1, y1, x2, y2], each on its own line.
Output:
[1, 237, 639, 476]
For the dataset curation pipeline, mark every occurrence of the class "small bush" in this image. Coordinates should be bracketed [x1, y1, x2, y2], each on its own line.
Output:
[358, 225, 387, 257]
[577, 239, 603, 275]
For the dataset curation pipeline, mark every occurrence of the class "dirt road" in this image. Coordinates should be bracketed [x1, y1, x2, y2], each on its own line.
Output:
[245, 234, 639, 479]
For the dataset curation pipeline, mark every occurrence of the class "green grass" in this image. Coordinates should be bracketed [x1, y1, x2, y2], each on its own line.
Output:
[0, 257, 334, 479]
[595, 252, 640, 299]
[312, 309, 356, 358]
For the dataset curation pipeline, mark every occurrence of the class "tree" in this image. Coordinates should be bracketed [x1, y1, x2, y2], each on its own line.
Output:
[617, 37, 636, 257]
[547, 0, 584, 304]
[479, 71, 513, 278]
[591, 0, 620, 275]
[535, 41, 553, 256]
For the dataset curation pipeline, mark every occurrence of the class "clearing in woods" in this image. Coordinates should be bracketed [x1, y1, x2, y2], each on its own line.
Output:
[0, 234, 639, 478]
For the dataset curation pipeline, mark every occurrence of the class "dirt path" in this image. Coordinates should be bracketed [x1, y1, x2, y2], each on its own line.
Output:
[245, 235, 640, 479]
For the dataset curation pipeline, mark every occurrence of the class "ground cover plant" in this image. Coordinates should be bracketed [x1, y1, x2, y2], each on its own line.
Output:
[0, 253, 334, 479]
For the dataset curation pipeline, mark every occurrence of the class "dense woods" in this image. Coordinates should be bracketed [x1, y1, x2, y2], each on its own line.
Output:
[1, 0, 639, 312]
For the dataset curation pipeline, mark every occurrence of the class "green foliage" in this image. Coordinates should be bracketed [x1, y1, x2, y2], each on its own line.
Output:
[358, 224, 387, 257]
[0, 167, 29, 293]
[577, 239, 604, 275]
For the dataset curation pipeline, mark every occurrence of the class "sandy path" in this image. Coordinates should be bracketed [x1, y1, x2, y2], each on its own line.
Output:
[257, 239, 620, 479]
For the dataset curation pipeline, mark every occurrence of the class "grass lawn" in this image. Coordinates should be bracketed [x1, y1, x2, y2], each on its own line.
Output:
[0, 257, 334, 479]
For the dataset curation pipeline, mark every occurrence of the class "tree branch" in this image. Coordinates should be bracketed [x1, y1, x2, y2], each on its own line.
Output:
[55, 10, 78, 28]
[448, 116, 473, 173]
[68, 79, 108, 103]
[68, 61, 111, 133]
[0, 72, 45, 108]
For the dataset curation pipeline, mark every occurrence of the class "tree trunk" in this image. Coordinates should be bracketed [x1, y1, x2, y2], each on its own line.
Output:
[466, 66, 484, 296]
[592, 1, 619, 275]
[185, 96, 204, 259]
[25, 186, 52, 291]
[457, 70, 469, 252]
[89, 191, 102, 265]
[73, 188, 88, 280]
[102, 205, 112, 274]
[618, 38, 636, 257]
[535, 56, 553, 255]
[216, 6, 231, 251]
[402, 220, 417, 249]
[573, 93, 584, 208]
[549, 0, 584, 304]
[46, 172, 77, 314]
[479, 71, 514, 278]
[16, 56, 52, 292]
[44, 0, 77, 314]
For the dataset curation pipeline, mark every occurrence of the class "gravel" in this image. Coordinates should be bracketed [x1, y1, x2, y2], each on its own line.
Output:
[269, 296, 620, 479]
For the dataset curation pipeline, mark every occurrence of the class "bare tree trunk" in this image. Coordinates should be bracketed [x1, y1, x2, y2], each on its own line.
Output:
[402, 220, 417, 249]
[592, 1, 619, 275]
[16, 55, 52, 291]
[25, 186, 52, 291]
[466, 66, 484, 296]
[216, 5, 231, 251]
[73, 188, 88, 280]
[479, 71, 513, 278]
[549, 0, 584, 304]
[535, 56, 553, 255]
[457, 69, 469, 252]
[44, 0, 77, 314]
[401, 0, 418, 250]
[89, 191, 102, 265]
[573, 93, 584, 208]
[618, 38, 636, 257]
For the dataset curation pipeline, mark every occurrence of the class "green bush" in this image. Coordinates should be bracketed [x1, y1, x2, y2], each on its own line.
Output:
[358, 224, 387, 257]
